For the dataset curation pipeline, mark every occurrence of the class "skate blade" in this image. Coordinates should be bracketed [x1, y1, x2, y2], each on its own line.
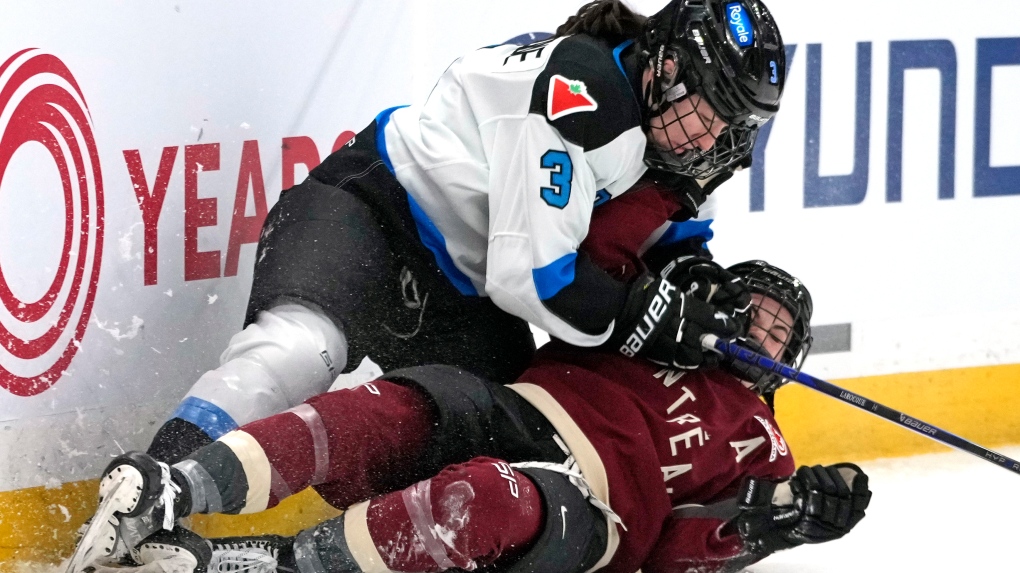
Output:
[64, 477, 129, 573]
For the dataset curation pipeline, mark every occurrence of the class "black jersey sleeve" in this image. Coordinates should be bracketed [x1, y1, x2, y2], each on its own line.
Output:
[528, 35, 643, 151]
[539, 251, 629, 336]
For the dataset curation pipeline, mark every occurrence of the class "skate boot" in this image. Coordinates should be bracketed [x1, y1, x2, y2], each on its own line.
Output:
[131, 527, 214, 573]
[67, 451, 191, 572]
[208, 534, 296, 572]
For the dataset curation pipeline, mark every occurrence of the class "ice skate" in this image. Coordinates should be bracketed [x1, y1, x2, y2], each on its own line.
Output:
[65, 451, 187, 573]
[77, 527, 213, 573]
[207, 535, 295, 573]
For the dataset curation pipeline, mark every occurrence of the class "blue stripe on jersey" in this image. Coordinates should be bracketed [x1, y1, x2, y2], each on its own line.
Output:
[405, 193, 480, 296]
[375, 104, 479, 296]
[613, 39, 635, 77]
[375, 105, 408, 173]
[533, 252, 578, 300]
[171, 396, 238, 440]
[656, 218, 715, 247]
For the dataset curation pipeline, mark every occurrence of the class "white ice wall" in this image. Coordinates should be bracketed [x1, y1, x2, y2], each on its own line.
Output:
[1, 0, 1018, 491]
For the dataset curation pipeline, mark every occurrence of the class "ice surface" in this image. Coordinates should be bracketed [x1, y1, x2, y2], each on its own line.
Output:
[749, 445, 1020, 572]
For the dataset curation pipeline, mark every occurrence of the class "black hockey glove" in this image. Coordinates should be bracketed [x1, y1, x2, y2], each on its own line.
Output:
[609, 256, 751, 369]
[734, 464, 872, 558]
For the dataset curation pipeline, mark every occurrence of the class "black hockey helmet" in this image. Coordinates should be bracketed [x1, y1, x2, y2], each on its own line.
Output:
[637, 0, 786, 178]
[725, 260, 812, 396]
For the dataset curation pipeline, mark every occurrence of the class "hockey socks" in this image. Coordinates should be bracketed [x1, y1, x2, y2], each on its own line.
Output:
[147, 417, 216, 465]
[366, 457, 543, 572]
[172, 379, 436, 515]
[290, 457, 543, 573]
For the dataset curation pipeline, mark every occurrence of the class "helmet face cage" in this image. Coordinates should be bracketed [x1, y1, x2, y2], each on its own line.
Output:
[725, 261, 813, 395]
[639, 0, 786, 178]
[644, 117, 758, 178]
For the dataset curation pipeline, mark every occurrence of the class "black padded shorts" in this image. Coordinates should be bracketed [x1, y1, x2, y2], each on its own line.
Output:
[381, 364, 567, 474]
[245, 122, 535, 384]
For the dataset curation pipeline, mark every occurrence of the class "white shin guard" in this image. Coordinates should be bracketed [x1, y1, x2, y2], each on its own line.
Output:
[184, 302, 347, 428]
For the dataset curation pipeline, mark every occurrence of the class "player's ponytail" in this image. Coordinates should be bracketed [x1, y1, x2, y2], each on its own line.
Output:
[555, 0, 647, 45]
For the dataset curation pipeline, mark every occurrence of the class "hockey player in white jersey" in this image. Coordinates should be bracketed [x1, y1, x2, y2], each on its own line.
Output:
[145, 0, 788, 467]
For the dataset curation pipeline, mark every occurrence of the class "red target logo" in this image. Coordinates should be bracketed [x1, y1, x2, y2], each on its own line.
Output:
[0, 49, 104, 396]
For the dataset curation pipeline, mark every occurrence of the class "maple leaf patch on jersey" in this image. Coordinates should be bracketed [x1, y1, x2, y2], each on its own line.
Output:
[754, 415, 789, 462]
[547, 75, 598, 120]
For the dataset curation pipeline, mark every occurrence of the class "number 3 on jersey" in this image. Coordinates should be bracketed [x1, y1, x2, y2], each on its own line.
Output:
[540, 150, 572, 209]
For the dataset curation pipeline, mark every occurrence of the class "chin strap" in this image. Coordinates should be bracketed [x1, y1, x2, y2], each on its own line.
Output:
[700, 166, 736, 194]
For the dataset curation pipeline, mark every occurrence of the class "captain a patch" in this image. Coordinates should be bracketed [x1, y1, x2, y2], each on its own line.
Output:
[547, 75, 598, 120]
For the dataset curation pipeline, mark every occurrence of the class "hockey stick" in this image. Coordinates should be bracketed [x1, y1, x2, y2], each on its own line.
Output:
[702, 334, 1020, 477]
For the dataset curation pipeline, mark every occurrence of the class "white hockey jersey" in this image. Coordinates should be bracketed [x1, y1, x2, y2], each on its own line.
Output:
[380, 35, 649, 347]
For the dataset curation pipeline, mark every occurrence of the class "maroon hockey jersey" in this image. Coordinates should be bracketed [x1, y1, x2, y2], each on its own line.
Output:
[512, 343, 795, 573]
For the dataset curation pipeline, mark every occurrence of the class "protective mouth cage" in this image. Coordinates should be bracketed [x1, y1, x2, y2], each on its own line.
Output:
[644, 118, 757, 179]
[641, 49, 758, 179]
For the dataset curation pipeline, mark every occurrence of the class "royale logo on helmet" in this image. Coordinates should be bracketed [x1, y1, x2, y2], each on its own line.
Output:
[726, 3, 754, 47]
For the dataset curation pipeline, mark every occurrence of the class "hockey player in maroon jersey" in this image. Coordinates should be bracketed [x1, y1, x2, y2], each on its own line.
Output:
[77, 256, 872, 573]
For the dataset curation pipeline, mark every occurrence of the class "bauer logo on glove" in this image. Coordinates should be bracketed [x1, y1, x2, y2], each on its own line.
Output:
[609, 256, 751, 369]
[619, 276, 678, 358]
